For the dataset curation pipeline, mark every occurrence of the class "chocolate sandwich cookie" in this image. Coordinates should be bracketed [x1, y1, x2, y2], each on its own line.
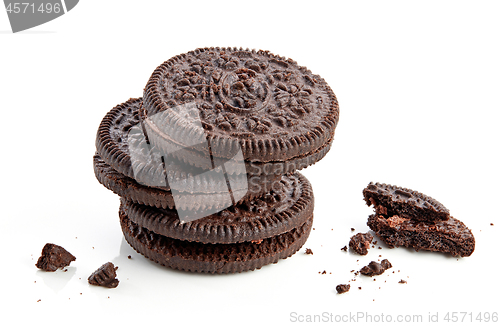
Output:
[363, 182, 450, 222]
[93, 153, 278, 210]
[367, 214, 475, 257]
[95, 98, 275, 210]
[121, 172, 313, 244]
[96, 98, 246, 191]
[95, 98, 146, 181]
[120, 207, 313, 274]
[141, 47, 339, 174]
[93, 153, 175, 209]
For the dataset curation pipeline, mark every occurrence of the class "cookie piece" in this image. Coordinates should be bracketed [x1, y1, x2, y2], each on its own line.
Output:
[363, 182, 450, 222]
[35, 243, 76, 272]
[380, 259, 392, 270]
[349, 232, 373, 255]
[88, 262, 119, 288]
[359, 261, 386, 276]
[119, 206, 313, 274]
[93, 153, 277, 210]
[367, 214, 475, 257]
[142, 47, 339, 171]
[336, 284, 350, 294]
[121, 172, 314, 243]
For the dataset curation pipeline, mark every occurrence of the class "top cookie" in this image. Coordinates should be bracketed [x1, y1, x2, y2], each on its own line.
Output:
[142, 47, 339, 165]
[363, 182, 450, 222]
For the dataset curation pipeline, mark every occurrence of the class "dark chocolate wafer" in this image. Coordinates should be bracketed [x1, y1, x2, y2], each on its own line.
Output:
[93, 153, 278, 210]
[120, 207, 313, 274]
[95, 98, 253, 191]
[95, 98, 278, 211]
[141, 47, 339, 172]
[363, 182, 450, 222]
[121, 172, 314, 244]
[367, 214, 475, 257]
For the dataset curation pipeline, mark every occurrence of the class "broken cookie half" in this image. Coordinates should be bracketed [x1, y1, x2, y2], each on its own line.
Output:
[363, 182, 475, 257]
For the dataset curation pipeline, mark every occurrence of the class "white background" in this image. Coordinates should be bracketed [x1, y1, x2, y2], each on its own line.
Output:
[1, 1, 499, 325]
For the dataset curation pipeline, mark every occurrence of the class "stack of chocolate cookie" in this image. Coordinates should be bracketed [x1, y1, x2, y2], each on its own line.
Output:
[94, 47, 339, 273]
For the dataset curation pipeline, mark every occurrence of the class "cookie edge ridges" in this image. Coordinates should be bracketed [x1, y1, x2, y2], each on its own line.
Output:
[142, 47, 339, 163]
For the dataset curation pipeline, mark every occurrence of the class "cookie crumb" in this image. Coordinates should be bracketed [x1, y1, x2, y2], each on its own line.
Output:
[305, 248, 313, 255]
[349, 232, 373, 255]
[35, 243, 76, 272]
[336, 284, 350, 294]
[321, 270, 327, 274]
[127, 255, 132, 259]
[88, 262, 119, 288]
[380, 259, 392, 270]
[360, 260, 391, 277]
[399, 279, 407, 284]
[341, 246, 348, 252]
[37, 299, 41, 302]
[351, 228, 355, 231]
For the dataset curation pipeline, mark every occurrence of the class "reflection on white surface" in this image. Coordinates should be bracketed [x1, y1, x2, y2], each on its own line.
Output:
[36, 267, 76, 293]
